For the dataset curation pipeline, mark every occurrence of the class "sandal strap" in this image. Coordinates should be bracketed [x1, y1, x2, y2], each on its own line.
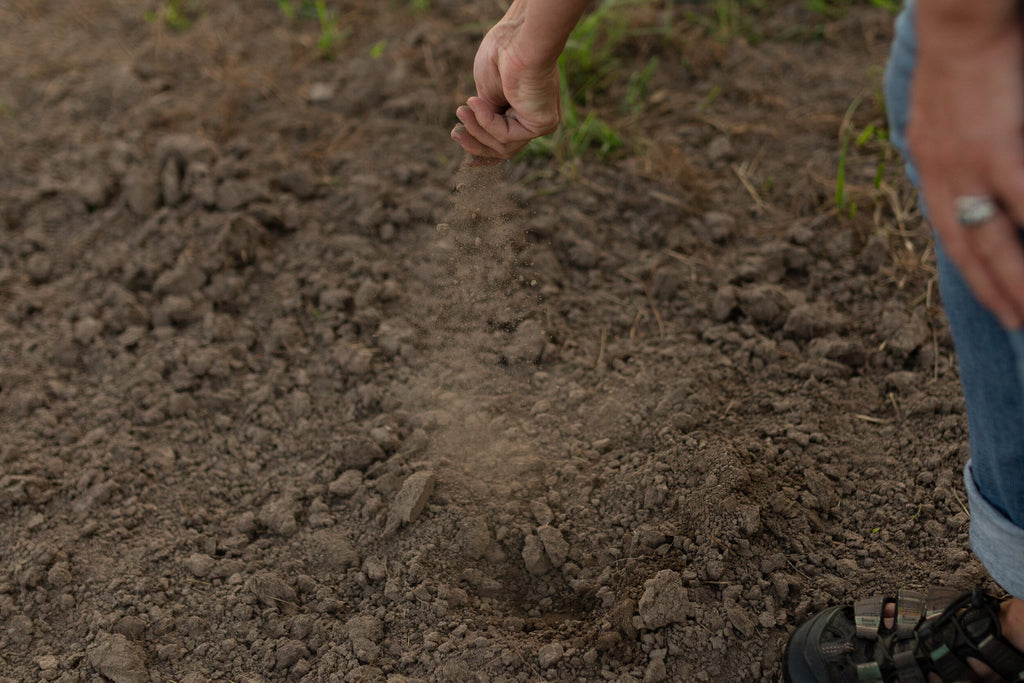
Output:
[960, 591, 1024, 680]
[895, 589, 925, 639]
[855, 595, 885, 640]
[891, 640, 927, 683]
[915, 587, 1024, 682]
[855, 661, 884, 681]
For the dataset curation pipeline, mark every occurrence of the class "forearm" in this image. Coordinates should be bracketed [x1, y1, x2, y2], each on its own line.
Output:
[917, 0, 1021, 53]
[501, 0, 591, 67]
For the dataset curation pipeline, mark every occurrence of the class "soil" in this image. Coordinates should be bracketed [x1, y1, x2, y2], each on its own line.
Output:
[0, 1, 990, 682]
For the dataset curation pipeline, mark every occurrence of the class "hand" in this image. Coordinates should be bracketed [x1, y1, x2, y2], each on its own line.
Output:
[451, 19, 562, 164]
[909, 18, 1024, 329]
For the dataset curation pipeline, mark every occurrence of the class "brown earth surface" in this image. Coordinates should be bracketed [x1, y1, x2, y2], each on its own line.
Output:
[0, 1, 992, 681]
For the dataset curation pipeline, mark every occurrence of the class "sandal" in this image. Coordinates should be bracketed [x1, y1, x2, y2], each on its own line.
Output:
[783, 586, 1024, 682]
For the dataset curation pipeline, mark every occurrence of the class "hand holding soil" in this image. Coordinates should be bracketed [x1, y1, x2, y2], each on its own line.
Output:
[451, 0, 589, 163]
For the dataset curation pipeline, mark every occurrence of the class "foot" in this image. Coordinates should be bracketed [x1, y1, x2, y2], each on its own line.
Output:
[881, 596, 1024, 682]
[783, 587, 1024, 683]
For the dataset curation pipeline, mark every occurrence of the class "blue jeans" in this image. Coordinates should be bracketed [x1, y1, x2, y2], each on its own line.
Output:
[886, 0, 1024, 599]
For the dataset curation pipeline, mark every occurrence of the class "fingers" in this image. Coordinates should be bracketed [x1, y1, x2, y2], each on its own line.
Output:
[457, 103, 509, 155]
[965, 162, 1024, 328]
[450, 96, 553, 162]
[971, 220, 1024, 327]
[939, 212, 1024, 329]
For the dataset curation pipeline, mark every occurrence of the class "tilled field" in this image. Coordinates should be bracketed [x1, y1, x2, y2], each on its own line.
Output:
[0, 1, 990, 681]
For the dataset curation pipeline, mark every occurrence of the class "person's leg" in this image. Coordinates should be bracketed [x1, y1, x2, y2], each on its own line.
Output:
[887, 0, 1024, 602]
[783, 3, 1024, 680]
[935, 240, 1024, 598]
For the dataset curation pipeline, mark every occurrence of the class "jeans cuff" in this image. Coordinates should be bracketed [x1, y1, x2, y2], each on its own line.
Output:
[966, 460, 1024, 599]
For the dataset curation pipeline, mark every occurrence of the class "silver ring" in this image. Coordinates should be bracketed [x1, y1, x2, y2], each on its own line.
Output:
[954, 195, 999, 228]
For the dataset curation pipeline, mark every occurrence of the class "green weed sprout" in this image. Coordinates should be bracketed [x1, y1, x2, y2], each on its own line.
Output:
[276, 0, 298, 20]
[313, 0, 347, 59]
[145, 0, 197, 31]
[625, 56, 658, 114]
[805, 0, 899, 16]
[836, 93, 893, 219]
[521, 0, 656, 162]
[275, 0, 349, 59]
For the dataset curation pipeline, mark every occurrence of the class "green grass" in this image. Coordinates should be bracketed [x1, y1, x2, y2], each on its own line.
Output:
[275, 0, 349, 59]
[836, 91, 894, 219]
[700, 0, 898, 43]
[707, 0, 766, 41]
[806, 0, 900, 15]
[145, 0, 200, 31]
[515, 0, 899, 165]
[521, 0, 664, 163]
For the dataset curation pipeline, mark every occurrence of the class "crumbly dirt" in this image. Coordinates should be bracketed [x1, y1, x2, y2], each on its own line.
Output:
[0, 1, 991, 682]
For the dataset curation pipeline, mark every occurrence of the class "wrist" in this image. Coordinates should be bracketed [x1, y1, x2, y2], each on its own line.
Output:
[509, 0, 590, 68]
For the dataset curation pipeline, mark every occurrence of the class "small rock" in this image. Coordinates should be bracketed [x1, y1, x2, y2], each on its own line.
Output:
[738, 285, 792, 328]
[276, 639, 310, 670]
[783, 304, 838, 340]
[25, 252, 52, 283]
[88, 633, 149, 683]
[184, 553, 215, 578]
[328, 469, 363, 497]
[706, 135, 733, 163]
[638, 569, 688, 630]
[335, 435, 385, 470]
[258, 496, 299, 536]
[536, 525, 569, 568]
[309, 528, 360, 571]
[73, 317, 103, 344]
[537, 642, 564, 669]
[458, 516, 493, 561]
[530, 499, 554, 526]
[69, 171, 114, 208]
[711, 285, 738, 322]
[216, 179, 265, 211]
[160, 157, 182, 206]
[308, 82, 335, 104]
[153, 259, 206, 297]
[649, 268, 679, 300]
[362, 556, 387, 582]
[610, 598, 638, 639]
[275, 164, 319, 199]
[878, 307, 930, 357]
[36, 654, 59, 671]
[249, 572, 298, 609]
[522, 534, 551, 576]
[345, 615, 383, 664]
[184, 162, 216, 206]
[644, 652, 668, 683]
[725, 602, 756, 638]
[123, 166, 160, 215]
[384, 470, 435, 534]
[704, 210, 736, 242]
[155, 133, 218, 168]
[507, 319, 547, 363]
